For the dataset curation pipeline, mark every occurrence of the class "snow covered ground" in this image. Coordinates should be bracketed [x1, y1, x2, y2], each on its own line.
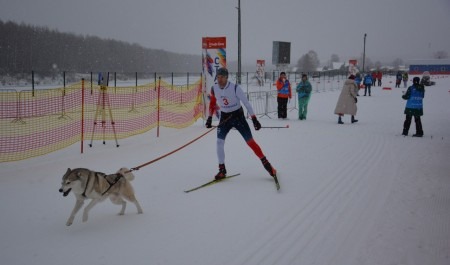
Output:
[1, 75, 449, 265]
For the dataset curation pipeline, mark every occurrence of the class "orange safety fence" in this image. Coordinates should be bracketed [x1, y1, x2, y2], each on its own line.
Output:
[0, 77, 204, 162]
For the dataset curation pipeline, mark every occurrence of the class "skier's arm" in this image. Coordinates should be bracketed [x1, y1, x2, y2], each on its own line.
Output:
[235, 85, 255, 117]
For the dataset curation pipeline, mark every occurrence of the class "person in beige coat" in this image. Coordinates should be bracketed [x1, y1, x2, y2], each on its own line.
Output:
[334, 75, 359, 124]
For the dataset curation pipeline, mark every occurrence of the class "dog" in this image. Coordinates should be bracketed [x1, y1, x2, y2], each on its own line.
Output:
[59, 167, 143, 226]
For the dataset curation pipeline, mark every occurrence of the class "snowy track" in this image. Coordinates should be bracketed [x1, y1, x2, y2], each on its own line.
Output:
[1, 76, 449, 265]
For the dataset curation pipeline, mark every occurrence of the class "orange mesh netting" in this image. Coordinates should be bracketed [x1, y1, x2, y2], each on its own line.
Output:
[0, 78, 204, 162]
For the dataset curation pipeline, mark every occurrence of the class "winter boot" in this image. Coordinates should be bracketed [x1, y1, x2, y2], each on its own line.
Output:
[403, 115, 412, 136]
[338, 116, 344, 124]
[351, 115, 358, 123]
[402, 128, 408, 136]
[215, 164, 227, 180]
[261, 157, 276, 177]
[413, 116, 424, 137]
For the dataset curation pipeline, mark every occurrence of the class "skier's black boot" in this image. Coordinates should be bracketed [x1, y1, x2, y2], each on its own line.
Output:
[215, 164, 227, 180]
[338, 116, 344, 124]
[261, 157, 276, 177]
[351, 115, 358, 123]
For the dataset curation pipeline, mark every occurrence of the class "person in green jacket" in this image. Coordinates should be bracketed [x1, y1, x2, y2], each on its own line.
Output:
[296, 74, 312, 120]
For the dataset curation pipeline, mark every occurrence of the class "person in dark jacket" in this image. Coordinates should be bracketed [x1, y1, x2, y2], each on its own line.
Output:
[395, 71, 402, 88]
[402, 77, 425, 137]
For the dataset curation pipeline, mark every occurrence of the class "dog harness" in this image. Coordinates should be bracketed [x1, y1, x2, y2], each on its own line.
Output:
[81, 172, 124, 197]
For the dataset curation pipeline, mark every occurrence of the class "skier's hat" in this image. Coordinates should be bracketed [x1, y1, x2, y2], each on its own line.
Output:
[216, 68, 229, 77]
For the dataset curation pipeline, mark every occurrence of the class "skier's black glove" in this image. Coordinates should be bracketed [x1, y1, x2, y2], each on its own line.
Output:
[205, 116, 212, 128]
[252, 116, 261, 130]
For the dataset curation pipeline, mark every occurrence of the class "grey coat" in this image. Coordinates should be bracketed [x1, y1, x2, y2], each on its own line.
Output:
[334, 79, 358, 116]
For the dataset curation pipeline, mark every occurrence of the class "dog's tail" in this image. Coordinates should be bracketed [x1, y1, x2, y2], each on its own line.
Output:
[117, 167, 135, 181]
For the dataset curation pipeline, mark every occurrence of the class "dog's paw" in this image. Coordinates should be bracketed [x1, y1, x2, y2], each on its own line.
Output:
[82, 214, 88, 222]
[138, 210, 143, 214]
[66, 221, 73, 226]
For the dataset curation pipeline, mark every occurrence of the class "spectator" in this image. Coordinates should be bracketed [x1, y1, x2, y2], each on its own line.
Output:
[354, 72, 362, 96]
[371, 71, 377, 86]
[296, 74, 312, 120]
[363, 73, 373, 96]
[377, 70, 383, 86]
[395, 71, 402, 88]
[275, 72, 292, 119]
[401, 77, 425, 137]
[334, 75, 359, 124]
[402, 71, 409, 88]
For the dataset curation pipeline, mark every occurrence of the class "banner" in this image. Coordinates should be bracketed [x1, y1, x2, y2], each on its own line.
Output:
[349, 59, 358, 75]
[202, 37, 226, 118]
[256, 60, 265, 86]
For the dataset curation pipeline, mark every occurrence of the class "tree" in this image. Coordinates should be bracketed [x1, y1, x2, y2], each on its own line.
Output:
[374, 61, 382, 70]
[296, 50, 320, 72]
[392, 58, 404, 70]
[328, 54, 340, 68]
[434, 50, 448, 59]
[330, 54, 340, 63]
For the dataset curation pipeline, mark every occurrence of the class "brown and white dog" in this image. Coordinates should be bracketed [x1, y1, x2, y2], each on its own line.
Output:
[59, 167, 143, 226]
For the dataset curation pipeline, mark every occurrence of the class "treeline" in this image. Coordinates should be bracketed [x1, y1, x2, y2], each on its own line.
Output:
[0, 20, 202, 75]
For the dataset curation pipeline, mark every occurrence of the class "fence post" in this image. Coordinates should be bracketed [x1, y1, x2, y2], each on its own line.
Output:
[157, 76, 161, 138]
[90, 72, 93, 94]
[63, 71, 66, 96]
[81, 78, 85, 154]
[32, 70, 35, 97]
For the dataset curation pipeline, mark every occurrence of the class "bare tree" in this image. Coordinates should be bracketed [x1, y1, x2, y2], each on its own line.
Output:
[434, 50, 448, 59]
[296, 50, 320, 72]
[392, 58, 404, 70]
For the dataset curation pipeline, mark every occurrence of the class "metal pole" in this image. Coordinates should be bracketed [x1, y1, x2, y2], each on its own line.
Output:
[237, 0, 241, 84]
[363, 33, 367, 72]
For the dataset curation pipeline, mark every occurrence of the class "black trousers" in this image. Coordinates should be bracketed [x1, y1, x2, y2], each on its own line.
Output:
[277, 97, 288, 118]
[364, 85, 371, 96]
[403, 114, 423, 135]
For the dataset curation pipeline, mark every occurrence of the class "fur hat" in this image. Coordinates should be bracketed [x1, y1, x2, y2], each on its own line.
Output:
[413, 77, 420, 84]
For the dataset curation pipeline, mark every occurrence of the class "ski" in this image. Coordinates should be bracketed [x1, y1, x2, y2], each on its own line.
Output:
[184, 173, 240, 193]
[272, 174, 281, 191]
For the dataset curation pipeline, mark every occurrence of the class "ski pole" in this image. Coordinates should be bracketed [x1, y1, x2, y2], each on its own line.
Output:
[260, 124, 290, 129]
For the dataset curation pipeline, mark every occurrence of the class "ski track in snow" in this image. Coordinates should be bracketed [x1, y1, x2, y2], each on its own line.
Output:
[1, 75, 450, 265]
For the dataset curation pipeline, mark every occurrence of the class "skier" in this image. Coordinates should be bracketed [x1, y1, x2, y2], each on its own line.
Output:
[296, 74, 312, 120]
[205, 68, 277, 180]
[402, 77, 425, 137]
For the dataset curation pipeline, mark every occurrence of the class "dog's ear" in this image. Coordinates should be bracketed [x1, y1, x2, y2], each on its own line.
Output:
[66, 168, 71, 173]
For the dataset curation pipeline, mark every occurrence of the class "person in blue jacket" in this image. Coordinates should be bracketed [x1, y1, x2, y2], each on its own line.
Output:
[296, 74, 312, 120]
[402, 77, 425, 137]
[363, 73, 373, 96]
[354, 72, 362, 96]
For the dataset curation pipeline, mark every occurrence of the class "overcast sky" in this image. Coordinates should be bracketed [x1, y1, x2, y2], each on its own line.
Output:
[1, 0, 449, 66]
